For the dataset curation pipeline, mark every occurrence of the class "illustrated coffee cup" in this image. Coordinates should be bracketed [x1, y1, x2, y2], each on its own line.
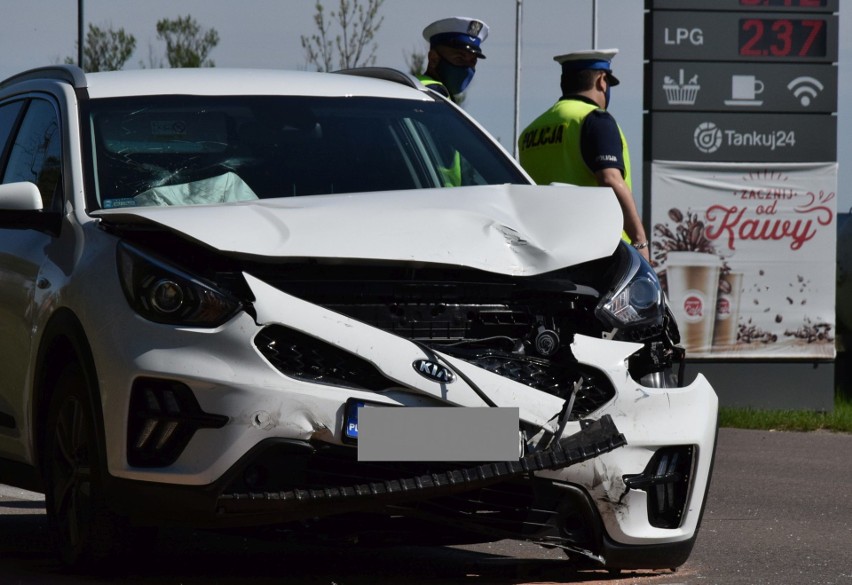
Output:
[713, 271, 743, 350]
[665, 251, 722, 353]
[731, 75, 764, 101]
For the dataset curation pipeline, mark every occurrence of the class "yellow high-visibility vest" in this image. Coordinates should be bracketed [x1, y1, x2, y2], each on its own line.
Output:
[518, 98, 632, 241]
[417, 74, 450, 99]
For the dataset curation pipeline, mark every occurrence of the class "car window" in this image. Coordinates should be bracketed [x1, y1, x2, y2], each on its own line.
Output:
[0, 100, 25, 171]
[84, 95, 528, 210]
[3, 99, 62, 212]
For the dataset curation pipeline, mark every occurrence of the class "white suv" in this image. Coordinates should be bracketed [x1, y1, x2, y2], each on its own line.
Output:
[0, 65, 718, 570]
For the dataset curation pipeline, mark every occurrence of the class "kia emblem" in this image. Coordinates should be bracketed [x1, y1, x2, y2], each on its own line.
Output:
[412, 359, 456, 383]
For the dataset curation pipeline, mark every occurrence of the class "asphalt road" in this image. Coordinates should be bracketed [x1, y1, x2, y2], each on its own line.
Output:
[1, 427, 850, 584]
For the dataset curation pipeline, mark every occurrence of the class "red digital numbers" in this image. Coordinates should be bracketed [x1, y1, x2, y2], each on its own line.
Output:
[739, 18, 826, 57]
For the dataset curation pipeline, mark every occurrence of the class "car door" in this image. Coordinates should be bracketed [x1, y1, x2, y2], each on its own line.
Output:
[0, 95, 64, 462]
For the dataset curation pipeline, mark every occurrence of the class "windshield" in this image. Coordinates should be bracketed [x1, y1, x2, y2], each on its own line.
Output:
[83, 95, 528, 210]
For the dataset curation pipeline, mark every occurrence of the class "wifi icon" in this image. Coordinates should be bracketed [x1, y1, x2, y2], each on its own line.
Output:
[787, 76, 824, 107]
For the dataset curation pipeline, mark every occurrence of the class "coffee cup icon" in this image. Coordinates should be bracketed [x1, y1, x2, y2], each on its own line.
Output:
[730, 75, 764, 102]
[665, 252, 723, 354]
[712, 271, 743, 350]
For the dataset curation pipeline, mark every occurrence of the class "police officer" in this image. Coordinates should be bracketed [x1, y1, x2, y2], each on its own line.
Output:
[418, 17, 489, 103]
[518, 49, 649, 260]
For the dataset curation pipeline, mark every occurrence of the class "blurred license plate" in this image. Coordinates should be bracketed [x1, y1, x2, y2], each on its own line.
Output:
[343, 398, 382, 444]
[356, 406, 520, 462]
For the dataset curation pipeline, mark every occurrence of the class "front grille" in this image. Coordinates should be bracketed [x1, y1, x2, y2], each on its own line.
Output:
[255, 325, 615, 419]
[465, 354, 568, 392]
[442, 351, 614, 419]
[249, 264, 616, 418]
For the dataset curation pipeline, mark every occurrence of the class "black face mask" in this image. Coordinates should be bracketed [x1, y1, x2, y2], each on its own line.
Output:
[437, 59, 476, 97]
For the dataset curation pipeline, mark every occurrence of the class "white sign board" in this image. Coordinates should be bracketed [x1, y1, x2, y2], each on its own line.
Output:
[651, 161, 837, 359]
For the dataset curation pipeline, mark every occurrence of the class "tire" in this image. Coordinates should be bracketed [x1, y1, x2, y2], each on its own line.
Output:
[43, 361, 152, 569]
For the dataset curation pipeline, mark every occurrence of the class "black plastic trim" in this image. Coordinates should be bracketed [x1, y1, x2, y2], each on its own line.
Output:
[598, 531, 698, 570]
[100, 416, 625, 527]
[333, 67, 425, 91]
[219, 415, 626, 513]
[0, 65, 87, 90]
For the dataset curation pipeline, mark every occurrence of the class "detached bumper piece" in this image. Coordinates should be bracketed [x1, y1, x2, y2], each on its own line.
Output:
[218, 414, 626, 515]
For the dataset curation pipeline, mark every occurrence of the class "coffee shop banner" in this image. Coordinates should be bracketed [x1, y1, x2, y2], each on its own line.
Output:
[650, 161, 837, 359]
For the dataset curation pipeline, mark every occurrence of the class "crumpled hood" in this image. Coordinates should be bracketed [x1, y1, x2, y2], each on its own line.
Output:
[93, 184, 623, 276]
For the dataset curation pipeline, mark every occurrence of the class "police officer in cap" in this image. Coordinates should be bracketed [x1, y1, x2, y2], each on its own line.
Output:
[518, 49, 649, 260]
[418, 17, 489, 103]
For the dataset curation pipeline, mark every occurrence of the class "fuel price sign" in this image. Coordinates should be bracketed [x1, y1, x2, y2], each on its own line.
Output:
[739, 16, 827, 57]
[651, 11, 837, 61]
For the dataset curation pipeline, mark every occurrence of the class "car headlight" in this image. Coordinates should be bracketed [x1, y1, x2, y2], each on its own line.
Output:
[116, 241, 243, 326]
[596, 243, 665, 339]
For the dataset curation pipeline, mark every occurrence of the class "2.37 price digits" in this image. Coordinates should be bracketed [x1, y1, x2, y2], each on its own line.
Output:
[739, 18, 826, 57]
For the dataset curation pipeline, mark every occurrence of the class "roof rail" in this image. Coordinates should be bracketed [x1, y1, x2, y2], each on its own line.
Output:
[333, 67, 424, 91]
[0, 65, 88, 91]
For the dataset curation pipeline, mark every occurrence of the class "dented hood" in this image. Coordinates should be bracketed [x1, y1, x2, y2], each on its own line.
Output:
[93, 184, 623, 276]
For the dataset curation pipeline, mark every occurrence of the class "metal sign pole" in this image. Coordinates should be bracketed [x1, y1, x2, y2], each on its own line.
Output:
[513, 0, 523, 159]
[592, 0, 598, 49]
[77, 0, 84, 69]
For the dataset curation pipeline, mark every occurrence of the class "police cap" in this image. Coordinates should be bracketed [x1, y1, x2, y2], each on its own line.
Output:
[423, 17, 489, 59]
[554, 48, 620, 85]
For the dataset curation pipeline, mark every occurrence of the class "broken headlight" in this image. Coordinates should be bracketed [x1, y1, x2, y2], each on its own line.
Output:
[596, 244, 665, 339]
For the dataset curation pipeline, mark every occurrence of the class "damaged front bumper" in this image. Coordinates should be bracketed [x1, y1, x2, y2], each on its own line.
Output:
[96, 270, 717, 570]
[218, 414, 626, 515]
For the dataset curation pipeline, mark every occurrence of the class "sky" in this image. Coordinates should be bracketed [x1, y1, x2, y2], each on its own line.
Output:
[1, 0, 850, 212]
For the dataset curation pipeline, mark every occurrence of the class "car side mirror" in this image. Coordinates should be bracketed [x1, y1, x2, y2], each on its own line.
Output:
[0, 181, 43, 211]
[0, 181, 62, 236]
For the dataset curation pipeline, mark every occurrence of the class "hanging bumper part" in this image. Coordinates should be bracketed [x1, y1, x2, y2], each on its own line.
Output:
[219, 414, 626, 514]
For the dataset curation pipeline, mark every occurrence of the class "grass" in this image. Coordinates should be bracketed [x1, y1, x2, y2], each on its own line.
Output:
[718, 349, 852, 433]
[719, 391, 852, 433]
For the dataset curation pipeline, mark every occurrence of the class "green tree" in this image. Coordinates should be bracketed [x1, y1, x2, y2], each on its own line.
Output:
[156, 15, 219, 68]
[66, 23, 136, 72]
[301, 0, 385, 72]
